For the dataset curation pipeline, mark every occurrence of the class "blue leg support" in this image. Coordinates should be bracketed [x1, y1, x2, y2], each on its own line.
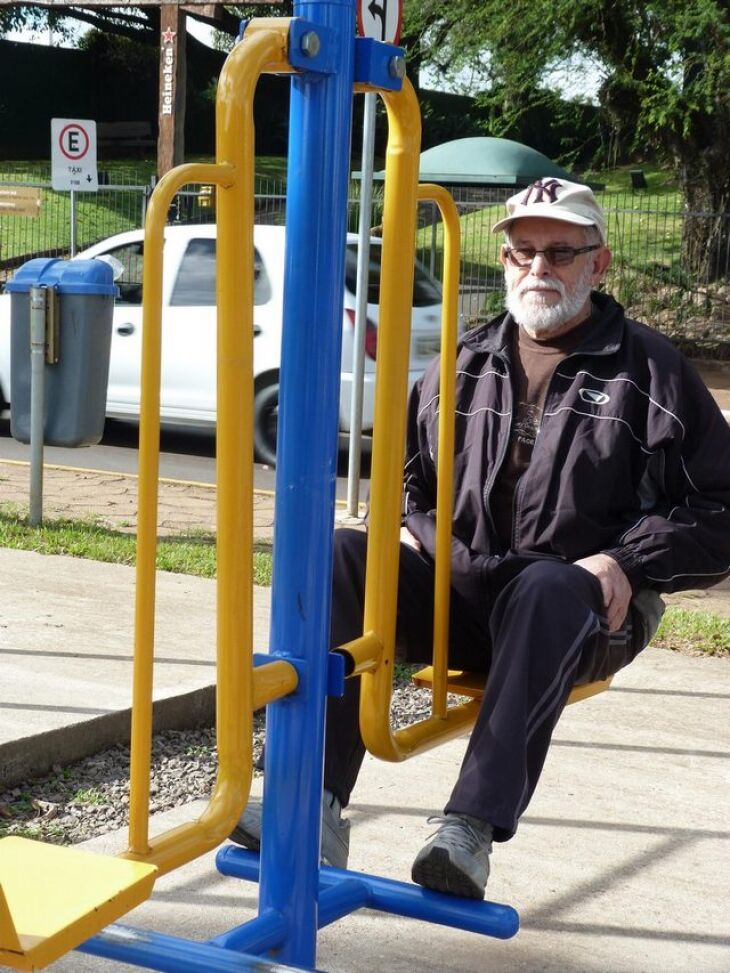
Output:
[257, 0, 356, 969]
[216, 847, 520, 942]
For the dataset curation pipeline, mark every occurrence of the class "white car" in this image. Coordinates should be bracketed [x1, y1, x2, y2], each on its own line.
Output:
[0, 224, 443, 465]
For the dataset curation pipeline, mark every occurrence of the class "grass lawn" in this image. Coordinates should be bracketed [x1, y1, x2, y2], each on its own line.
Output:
[3, 157, 681, 273]
[415, 163, 687, 292]
[0, 508, 272, 586]
[652, 607, 730, 657]
[580, 164, 680, 196]
[0, 156, 289, 262]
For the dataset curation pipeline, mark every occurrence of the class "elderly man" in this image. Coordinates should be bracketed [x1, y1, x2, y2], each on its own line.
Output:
[234, 178, 730, 899]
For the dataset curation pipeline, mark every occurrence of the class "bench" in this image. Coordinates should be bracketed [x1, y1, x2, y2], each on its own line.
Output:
[97, 121, 155, 156]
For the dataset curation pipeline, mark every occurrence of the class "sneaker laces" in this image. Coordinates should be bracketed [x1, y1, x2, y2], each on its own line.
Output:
[425, 814, 492, 854]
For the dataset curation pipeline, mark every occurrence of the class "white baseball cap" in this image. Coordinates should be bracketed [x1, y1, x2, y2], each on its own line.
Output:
[491, 177, 607, 244]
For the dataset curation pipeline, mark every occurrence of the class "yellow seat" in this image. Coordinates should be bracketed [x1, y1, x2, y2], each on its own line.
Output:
[0, 837, 157, 971]
[411, 667, 612, 705]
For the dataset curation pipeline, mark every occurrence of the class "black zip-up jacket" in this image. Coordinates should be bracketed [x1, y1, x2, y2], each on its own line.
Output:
[403, 291, 730, 597]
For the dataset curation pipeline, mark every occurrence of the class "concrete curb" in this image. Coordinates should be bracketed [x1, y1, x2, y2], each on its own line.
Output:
[0, 685, 216, 791]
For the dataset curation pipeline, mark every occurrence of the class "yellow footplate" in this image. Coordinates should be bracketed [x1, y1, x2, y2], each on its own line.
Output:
[0, 836, 157, 971]
[411, 666, 613, 705]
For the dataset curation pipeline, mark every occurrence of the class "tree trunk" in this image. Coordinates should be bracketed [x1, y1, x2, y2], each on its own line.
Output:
[679, 153, 730, 285]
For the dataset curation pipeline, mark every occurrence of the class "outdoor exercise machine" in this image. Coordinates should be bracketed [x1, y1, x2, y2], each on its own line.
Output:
[0, 2, 612, 970]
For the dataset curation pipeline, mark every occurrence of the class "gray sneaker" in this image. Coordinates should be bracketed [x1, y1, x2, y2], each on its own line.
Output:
[229, 790, 351, 869]
[411, 814, 493, 899]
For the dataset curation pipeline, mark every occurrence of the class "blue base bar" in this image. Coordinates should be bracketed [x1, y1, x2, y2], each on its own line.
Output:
[317, 878, 370, 928]
[79, 923, 309, 973]
[208, 908, 288, 953]
[216, 845, 520, 941]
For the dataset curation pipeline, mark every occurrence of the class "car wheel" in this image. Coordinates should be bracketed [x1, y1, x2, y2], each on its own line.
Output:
[253, 381, 279, 467]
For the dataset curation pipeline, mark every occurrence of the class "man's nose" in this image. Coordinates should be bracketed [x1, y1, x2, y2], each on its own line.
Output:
[529, 251, 551, 275]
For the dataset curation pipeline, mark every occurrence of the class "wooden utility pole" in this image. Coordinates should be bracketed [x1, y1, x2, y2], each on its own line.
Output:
[158, 1, 187, 176]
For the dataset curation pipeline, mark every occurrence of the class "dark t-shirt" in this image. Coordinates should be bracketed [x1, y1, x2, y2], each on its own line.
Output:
[491, 321, 588, 550]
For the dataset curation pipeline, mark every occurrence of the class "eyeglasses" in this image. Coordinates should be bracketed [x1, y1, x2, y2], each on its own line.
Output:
[503, 244, 600, 268]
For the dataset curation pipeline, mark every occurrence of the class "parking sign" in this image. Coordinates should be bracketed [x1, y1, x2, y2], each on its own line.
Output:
[51, 119, 99, 192]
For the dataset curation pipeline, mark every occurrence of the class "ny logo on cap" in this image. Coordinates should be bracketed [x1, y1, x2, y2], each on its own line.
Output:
[519, 179, 562, 205]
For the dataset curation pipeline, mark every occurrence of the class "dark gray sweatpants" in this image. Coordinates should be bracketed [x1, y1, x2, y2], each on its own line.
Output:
[324, 528, 652, 842]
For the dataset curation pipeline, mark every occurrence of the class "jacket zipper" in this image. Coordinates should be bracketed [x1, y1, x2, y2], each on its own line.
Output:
[509, 344, 615, 550]
[482, 357, 513, 547]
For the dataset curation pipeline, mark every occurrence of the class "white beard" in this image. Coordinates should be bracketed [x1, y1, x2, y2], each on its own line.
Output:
[506, 264, 594, 339]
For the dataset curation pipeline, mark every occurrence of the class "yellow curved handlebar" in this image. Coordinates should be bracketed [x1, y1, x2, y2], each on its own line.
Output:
[125, 24, 456, 868]
[348, 78, 470, 762]
[125, 23, 294, 876]
[359, 180, 470, 761]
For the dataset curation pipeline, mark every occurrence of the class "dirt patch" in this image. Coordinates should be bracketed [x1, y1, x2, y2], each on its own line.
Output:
[663, 582, 730, 620]
[0, 461, 275, 542]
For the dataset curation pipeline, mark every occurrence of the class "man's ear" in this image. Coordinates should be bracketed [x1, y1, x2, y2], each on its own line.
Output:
[499, 244, 510, 270]
[592, 246, 612, 281]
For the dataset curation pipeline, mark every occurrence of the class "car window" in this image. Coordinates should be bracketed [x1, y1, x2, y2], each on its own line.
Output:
[344, 244, 442, 307]
[103, 241, 144, 305]
[169, 238, 272, 307]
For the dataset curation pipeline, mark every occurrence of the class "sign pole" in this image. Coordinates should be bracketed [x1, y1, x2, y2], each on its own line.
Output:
[346, 91, 377, 517]
[69, 189, 77, 257]
[29, 287, 46, 527]
[348, 0, 403, 516]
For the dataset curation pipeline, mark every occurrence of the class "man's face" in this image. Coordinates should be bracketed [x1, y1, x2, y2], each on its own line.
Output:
[500, 217, 611, 340]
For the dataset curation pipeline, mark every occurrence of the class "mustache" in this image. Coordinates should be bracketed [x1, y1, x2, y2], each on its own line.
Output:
[516, 277, 566, 298]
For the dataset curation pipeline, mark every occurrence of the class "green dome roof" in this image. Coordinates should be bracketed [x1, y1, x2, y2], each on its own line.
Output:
[416, 137, 576, 186]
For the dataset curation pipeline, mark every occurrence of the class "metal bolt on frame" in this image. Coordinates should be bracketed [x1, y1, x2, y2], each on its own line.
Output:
[388, 56, 406, 79]
[300, 31, 320, 58]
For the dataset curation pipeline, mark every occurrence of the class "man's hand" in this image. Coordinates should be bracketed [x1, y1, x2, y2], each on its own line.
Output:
[573, 553, 632, 632]
[400, 525, 421, 552]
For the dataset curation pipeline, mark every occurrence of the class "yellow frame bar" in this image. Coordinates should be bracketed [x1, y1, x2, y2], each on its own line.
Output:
[124, 21, 294, 876]
[355, 78, 420, 759]
[352, 77, 469, 761]
[421, 184, 460, 723]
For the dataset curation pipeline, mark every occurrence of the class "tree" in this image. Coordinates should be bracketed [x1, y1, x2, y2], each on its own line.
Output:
[404, 0, 730, 281]
[0, 3, 246, 44]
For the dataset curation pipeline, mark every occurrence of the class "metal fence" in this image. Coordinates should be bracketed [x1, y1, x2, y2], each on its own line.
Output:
[2, 166, 728, 348]
[0, 166, 288, 288]
[405, 184, 730, 349]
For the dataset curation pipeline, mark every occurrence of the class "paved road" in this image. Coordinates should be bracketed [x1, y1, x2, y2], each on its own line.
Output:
[0, 418, 370, 501]
[0, 415, 218, 482]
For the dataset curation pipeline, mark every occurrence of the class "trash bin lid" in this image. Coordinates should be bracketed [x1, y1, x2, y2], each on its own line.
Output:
[6, 257, 119, 296]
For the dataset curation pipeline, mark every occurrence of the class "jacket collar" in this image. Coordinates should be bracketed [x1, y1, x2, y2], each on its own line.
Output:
[462, 291, 626, 359]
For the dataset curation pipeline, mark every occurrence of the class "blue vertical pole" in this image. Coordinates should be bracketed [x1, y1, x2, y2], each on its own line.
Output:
[258, 1, 355, 968]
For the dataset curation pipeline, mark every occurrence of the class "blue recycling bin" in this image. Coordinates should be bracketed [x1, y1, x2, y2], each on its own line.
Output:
[7, 257, 118, 447]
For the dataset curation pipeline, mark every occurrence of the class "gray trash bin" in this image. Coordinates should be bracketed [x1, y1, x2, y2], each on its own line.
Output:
[7, 257, 118, 447]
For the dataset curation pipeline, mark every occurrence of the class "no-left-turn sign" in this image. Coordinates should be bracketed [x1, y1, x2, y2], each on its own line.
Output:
[51, 119, 99, 192]
[357, 0, 402, 45]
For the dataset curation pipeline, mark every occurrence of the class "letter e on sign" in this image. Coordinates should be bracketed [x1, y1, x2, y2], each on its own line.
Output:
[357, 0, 402, 44]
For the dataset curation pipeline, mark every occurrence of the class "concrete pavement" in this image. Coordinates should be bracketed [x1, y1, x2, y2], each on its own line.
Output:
[0, 546, 271, 789]
[43, 647, 730, 973]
